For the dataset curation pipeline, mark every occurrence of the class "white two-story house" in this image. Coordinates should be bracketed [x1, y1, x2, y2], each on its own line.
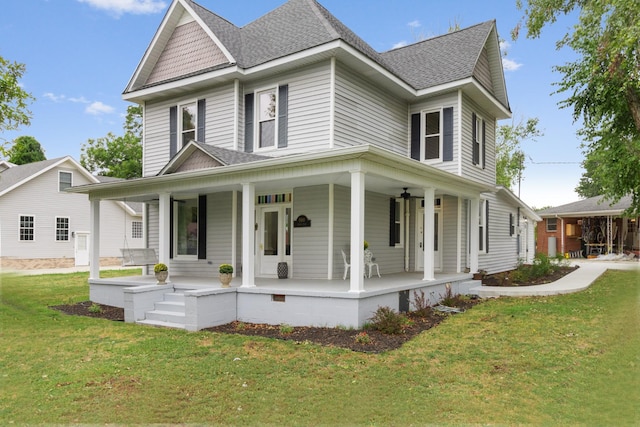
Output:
[71, 0, 539, 330]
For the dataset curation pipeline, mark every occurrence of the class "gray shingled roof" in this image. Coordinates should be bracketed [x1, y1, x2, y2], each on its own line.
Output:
[537, 194, 634, 217]
[0, 157, 65, 194]
[196, 142, 271, 165]
[381, 21, 495, 90]
[181, 0, 493, 91]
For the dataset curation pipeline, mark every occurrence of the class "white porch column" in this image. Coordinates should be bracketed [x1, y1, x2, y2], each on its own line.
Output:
[456, 196, 463, 273]
[349, 170, 365, 292]
[158, 193, 171, 280]
[423, 188, 435, 281]
[241, 183, 256, 287]
[89, 198, 100, 279]
[469, 197, 480, 273]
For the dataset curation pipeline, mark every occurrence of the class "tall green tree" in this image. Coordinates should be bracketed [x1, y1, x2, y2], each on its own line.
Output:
[7, 136, 46, 165]
[513, 0, 640, 215]
[0, 55, 34, 154]
[496, 117, 542, 193]
[80, 105, 142, 179]
[575, 155, 605, 198]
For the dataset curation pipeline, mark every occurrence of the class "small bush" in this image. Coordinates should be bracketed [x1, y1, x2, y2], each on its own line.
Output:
[88, 303, 102, 314]
[354, 331, 372, 344]
[279, 324, 294, 335]
[411, 290, 431, 317]
[368, 306, 407, 335]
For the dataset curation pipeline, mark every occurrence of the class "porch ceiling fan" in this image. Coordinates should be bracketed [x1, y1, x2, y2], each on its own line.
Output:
[400, 187, 411, 199]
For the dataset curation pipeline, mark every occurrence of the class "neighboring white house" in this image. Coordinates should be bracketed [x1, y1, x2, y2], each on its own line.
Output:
[69, 0, 540, 330]
[0, 156, 143, 270]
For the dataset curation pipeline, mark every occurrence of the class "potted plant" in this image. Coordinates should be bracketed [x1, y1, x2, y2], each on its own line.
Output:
[219, 263, 233, 288]
[472, 269, 486, 281]
[154, 263, 168, 284]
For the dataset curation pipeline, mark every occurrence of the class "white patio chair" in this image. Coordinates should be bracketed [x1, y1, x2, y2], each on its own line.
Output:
[341, 249, 350, 280]
[364, 249, 381, 278]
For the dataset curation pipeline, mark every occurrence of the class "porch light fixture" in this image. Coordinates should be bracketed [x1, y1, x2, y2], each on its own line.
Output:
[400, 188, 411, 199]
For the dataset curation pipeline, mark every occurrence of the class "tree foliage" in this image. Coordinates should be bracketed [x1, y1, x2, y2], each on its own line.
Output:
[513, 0, 640, 215]
[7, 136, 46, 165]
[80, 105, 142, 179]
[496, 117, 542, 192]
[0, 55, 34, 153]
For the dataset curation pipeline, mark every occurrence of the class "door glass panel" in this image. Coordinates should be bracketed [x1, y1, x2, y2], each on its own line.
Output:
[177, 199, 198, 256]
[264, 211, 279, 256]
[285, 208, 291, 256]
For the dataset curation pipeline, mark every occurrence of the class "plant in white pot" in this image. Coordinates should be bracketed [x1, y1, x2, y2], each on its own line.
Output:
[154, 263, 168, 285]
[219, 263, 233, 288]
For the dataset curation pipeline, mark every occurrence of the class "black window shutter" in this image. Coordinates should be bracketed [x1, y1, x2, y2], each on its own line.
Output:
[482, 120, 486, 169]
[244, 93, 254, 153]
[443, 107, 453, 161]
[197, 99, 206, 142]
[471, 112, 478, 165]
[169, 106, 178, 158]
[389, 198, 396, 246]
[485, 200, 490, 253]
[169, 198, 174, 259]
[410, 113, 420, 160]
[198, 195, 207, 259]
[278, 85, 288, 148]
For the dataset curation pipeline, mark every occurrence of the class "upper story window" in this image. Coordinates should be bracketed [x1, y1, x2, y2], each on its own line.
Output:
[59, 171, 72, 191]
[180, 102, 197, 147]
[258, 89, 277, 149]
[20, 215, 34, 241]
[472, 112, 485, 168]
[244, 85, 288, 153]
[424, 110, 441, 161]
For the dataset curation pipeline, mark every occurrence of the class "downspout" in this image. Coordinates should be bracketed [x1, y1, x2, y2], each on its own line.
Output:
[560, 216, 565, 256]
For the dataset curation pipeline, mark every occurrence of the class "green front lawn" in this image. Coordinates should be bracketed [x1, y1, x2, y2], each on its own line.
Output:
[1, 268, 638, 425]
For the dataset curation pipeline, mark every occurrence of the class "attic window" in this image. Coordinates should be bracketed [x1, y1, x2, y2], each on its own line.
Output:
[59, 171, 72, 191]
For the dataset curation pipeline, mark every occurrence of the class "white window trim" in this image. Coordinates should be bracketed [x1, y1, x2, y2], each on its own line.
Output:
[479, 199, 487, 254]
[173, 197, 199, 260]
[179, 100, 197, 149]
[254, 85, 279, 152]
[394, 198, 405, 248]
[546, 218, 558, 232]
[59, 171, 73, 192]
[421, 108, 443, 163]
[19, 214, 35, 242]
[474, 113, 485, 169]
[55, 216, 70, 242]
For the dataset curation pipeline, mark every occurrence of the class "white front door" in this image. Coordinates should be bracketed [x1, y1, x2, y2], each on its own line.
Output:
[256, 206, 292, 277]
[75, 232, 90, 266]
[416, 200, 442, 271]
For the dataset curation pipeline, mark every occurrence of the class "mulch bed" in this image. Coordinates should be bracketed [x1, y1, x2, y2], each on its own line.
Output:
[51, 266, 578, 353]
[481, 265, 579, 287]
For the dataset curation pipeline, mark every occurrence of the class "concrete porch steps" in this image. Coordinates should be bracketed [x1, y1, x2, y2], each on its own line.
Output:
[137, 292, 188, 329]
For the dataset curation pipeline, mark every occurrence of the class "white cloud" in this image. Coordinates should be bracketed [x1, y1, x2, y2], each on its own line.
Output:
[499, 40, 511, 53]
[77, 0, 167, 16]
[408, 20, 421, 29]
[43, 92, 65, 102]
[392, 41, 408, 49]
[86, 101, 115, 115]
[502, 57, 523, 71]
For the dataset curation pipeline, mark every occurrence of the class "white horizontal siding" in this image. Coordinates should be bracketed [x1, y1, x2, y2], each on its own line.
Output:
[363, 191, 405, 274]
[460, 93, 496, 186]
[332, 185, 351, 279]
[292, 185, 330, 279]
[478, 191, 520, 274]
[334, 64, 407, 155]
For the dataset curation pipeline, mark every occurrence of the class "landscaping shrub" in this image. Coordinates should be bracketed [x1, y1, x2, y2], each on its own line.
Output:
[367, 306, 408, 335]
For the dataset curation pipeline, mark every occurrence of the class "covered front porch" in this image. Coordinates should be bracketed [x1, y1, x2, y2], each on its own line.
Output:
[89, 270, 479, 330]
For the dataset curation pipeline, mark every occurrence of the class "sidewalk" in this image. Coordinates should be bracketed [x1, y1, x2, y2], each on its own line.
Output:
[470, 259, 639, 298]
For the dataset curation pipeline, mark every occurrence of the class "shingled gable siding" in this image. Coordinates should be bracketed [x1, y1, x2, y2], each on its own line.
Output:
[460, 94, 495, 186]
[333, 64, 406, 155]
[143, 84, 236, 176]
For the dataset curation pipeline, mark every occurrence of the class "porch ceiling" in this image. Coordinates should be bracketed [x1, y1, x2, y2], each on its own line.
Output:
[68, 145, 493, 202]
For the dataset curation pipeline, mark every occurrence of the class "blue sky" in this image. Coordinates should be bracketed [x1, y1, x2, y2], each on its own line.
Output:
[1, 0, 582, 209]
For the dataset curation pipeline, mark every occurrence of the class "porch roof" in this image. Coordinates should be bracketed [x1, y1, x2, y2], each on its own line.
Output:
[66, 145, 494, 202]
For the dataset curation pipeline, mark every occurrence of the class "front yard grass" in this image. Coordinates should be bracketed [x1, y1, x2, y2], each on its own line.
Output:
[1, 268, 638, 425]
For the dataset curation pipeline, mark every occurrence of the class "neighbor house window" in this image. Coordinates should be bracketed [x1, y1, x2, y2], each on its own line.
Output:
[257, 88, 277, 149]
[423, 110, 441, 160]
[56, 217, 69, 241]
[20, 215, 34, 241]
[59, 171, 72, 191]
[546, 218, 557, 232]
[180, 102, 197, 147]
[132, 221, 143, 239]
[174, 198, 198, 257]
